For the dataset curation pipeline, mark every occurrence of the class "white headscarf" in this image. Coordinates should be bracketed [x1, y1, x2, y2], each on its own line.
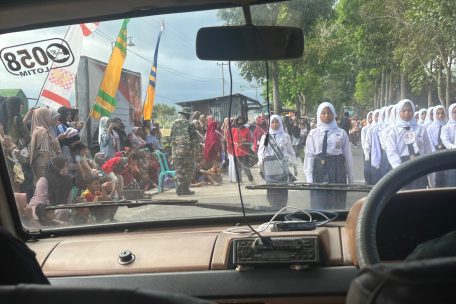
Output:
[387, 104, 397, 127]
[98, 117, 110, 144]
[424, 107, 434, 126]
[431, 105, 446, 127]
[371, 109, 380, 127]
[418, 108, 427, 125]
[378, 107, 387, 127]
[366, 111, 373, 126]
[316, 102, 338, 131]
[384, 105, 394, 127]
[269, 114, 284, 135]
[395, 99, 416, 127]
[447, 103, 456, 125]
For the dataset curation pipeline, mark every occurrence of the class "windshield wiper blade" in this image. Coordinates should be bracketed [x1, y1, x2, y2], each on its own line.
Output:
[245, 183, 372, 192]
[45, 199, 198, 210]
[195, 202, 274, 213]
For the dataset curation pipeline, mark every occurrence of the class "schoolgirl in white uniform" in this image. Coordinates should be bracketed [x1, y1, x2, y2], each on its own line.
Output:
[424, 106, 434, 128]
[441, 104, 456, 149]
[417, 108, 427, 125]
[370, 107, 387, 183]
[427, 105, 446, 151]
[258, 115, 297, 209]
[361, 111, 373, 185]
[427, 105, 447, 187]
[386, 99, 433, 189]
[379, 104, 397, 176]
[304, 102, 354, 210]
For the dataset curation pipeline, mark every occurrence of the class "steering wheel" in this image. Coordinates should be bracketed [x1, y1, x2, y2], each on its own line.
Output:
[356, 149, 456, 267]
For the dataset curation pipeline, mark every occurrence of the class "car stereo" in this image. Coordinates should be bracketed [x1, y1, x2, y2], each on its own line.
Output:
[233, 236, 319, 265]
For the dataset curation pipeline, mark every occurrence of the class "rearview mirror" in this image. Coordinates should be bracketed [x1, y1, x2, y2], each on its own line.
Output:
[196, 26, 304, 61]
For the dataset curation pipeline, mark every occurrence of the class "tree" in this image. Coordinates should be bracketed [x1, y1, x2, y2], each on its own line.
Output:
[152, 103, 177, 126]
[217, 0, 334, 114]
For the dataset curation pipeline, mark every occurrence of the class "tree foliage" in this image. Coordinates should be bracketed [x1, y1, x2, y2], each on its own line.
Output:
[218, 0, 456, 115]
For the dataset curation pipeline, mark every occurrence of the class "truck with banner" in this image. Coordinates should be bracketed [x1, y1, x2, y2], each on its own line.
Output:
[75, 56, 142, 149]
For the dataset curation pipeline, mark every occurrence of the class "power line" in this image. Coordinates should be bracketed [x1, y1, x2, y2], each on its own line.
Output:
[94, 29, 219, 83]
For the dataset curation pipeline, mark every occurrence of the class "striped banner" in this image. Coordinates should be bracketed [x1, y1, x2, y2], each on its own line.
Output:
[90, 19, 129, 120]
[143, 22, 164, 121]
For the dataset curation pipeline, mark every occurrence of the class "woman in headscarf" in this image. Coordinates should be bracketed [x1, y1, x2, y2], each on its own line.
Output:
[3, 97, 31, 147]
[191, 111, 201, 124]
[427, 105, 447, 187]
[30, 108, 62, 180]
[440, 103, 456, 187]
[427, 105, 446, 151]
[378, 104, 397, 177]
[370, 107, 387, 183]
[203, 119, 222, 166]
[361, 111, 374, 185]
[253, 115, 267, 154]
[304, 102, 354, 210]
[386, 99, 432, 189]
[441, 104, 456, 150]
[3, 97, 34, 199]
[199, 114, 207, 135]
[424, 106, 434, 128]
[130, 126, 146, 151]
[417, 108, 427, 125]
[224, 118, 237, 183]
[29, 157, 73, 225]
[56, 106, 81, 159]
[98, 117, 119, 159]
[258, 115, 297, 209]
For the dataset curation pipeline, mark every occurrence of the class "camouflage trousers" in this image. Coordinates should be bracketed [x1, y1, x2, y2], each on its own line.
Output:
[174, 158, 195, 192]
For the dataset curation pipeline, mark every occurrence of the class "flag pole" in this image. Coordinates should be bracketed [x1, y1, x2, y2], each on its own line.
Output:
[143, 20, 164, 124]
[34, 25, 72, 108]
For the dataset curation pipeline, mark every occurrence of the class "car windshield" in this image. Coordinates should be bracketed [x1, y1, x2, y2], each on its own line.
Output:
[1, 0, 455, 231]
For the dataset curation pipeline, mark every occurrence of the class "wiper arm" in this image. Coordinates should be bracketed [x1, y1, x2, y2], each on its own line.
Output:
[195, 202, 274, 213]
[246, 182, 372, 192]
[46, 199, 197, 210]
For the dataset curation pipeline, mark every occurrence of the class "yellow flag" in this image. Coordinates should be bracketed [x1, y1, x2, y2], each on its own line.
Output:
[91, 19, 129, 120]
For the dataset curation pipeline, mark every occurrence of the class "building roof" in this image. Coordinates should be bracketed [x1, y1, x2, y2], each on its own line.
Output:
[176, 93, 263, 109]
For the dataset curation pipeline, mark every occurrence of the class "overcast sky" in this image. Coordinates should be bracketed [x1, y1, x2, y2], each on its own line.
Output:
[0, 8, 263, 109]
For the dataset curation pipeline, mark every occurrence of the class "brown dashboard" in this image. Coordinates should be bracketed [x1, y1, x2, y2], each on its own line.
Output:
[28, 223, 354, 277]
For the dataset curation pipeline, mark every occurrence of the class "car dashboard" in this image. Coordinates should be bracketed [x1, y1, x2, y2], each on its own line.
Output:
[28, 221, 357, 303]
[24, 188, 456, 303]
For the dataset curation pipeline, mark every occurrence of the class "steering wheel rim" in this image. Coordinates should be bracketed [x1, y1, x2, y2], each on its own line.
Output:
[356, 149, 456, 267]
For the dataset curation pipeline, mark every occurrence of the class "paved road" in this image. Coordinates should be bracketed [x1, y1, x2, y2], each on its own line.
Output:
[116, 145, 367, 222]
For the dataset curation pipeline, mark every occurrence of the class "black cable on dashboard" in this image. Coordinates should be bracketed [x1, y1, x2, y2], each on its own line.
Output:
[227, 61, 272, 247]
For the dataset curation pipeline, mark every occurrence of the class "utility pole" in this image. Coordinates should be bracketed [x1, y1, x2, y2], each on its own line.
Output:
[217, 62, 228, 96]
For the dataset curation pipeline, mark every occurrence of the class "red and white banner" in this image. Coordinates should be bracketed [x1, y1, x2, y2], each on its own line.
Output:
[39, 22, 99, 109]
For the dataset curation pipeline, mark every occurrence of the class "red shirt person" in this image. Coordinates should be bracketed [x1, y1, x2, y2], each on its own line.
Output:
[204, 120, 222, 166]
[232, 116, 255, 183]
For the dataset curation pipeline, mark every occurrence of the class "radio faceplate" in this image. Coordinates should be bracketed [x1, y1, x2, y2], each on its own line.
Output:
[233, 236, 319, 265]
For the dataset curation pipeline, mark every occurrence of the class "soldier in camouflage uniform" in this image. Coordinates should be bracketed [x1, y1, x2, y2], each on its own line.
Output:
[170, 107, 199, 195]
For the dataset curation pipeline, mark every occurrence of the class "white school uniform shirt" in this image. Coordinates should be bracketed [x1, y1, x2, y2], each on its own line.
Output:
[370, 107, 387, 168]
[379, 105, 397, 151]
[258, 114, 296, 166]
[386, 124, 432, 168]
[386, 99, 432, 169]
[258, 133, 296, 165]
[303, 127, 354, 183]
[441, 103, 456, 149]
[427, 105, 446, 150]
[361, 125, 372, 161]
[360, 112, 373, 161]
